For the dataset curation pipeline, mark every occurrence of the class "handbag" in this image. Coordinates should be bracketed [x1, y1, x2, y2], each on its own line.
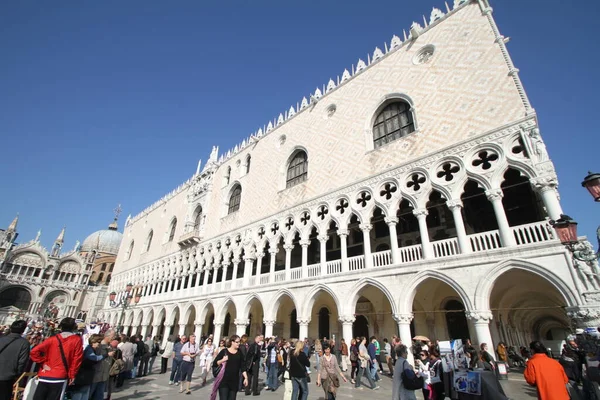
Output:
[22, 376, 39, 400]
[212, 349, 226, 377]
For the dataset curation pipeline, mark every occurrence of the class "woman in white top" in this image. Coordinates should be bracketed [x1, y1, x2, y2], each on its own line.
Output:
[415, 350, 431, 400]
[198, 337, 216, 386]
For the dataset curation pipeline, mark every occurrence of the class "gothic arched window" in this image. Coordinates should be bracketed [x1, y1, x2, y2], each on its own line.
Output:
[373, 101, 415, 148]
[168, 218, 177, 242]
[144, 230, 153, 252]
[126, 241, 134, 260]
[246, 155, 251, 174]
[228, 185, 242, 214]
[286, 151, 308, 188]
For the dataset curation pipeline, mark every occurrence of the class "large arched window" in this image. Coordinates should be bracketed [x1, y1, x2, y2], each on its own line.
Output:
[286, 151, 308, 188]
[144, 230, 153, 253]
[245, 155, 251, 174]
[193, 206, 203, 230]
[373, 101, 415, 148]
[126, 241, 135, 260]
[167, 218, 177, 242]
[228, 185, 242, 214]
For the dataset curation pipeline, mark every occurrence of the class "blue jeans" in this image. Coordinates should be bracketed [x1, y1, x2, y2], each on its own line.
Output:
[70, 385, 91, 400]
[170, 358, 183, 383]
[370, 360, 380, 381]
[315, 354, 320, 370]
[291, 377, 308, 400]
[267, 362, 279, 390]
[89, 381, 106, 400]
[355, 364, 376, 388]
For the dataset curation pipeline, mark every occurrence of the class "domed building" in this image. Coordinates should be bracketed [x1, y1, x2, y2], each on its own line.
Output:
[80, 216, 123, 286]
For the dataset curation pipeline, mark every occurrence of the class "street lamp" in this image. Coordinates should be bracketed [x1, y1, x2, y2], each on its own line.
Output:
[550, 171, 600, 262]
[108, 283, 141, 335]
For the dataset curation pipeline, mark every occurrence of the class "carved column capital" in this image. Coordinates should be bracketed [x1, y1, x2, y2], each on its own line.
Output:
[339, 315, 356, 325]
[384, 217, 398, 226]
[446, 199, 463, 210]
[412, 208, 428, 218]
[234, 318, 250, 326]
[268, 249, 278, 256]
[337, 229, 349, 237]
[359, 223, 373, 232]
[283, 244, 294, 252]
[566, 306, 600, 328]
[213, 322, 223, 328]
[530, 175, 559, 192]
[297, 319, 310, 326]
[467, 310, 494, 323]
[485, 188, 503, 201]
[263, 320, 276, 327]
[299, 240, 311, 247]
[317, 235, 329, 243]
[393, 313, 414, 324]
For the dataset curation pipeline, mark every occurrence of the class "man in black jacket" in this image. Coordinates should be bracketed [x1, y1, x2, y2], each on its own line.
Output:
[0, 320, 30, 400]
[245, 335, 263, 396]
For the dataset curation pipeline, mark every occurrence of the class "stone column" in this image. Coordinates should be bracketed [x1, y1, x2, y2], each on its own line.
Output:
[194, 323, 204, 340]
[413, 209, 433, 259]
[151, 324, 160, 339]
[264, 320, 275, 338]
[211, 266, 220, 293]
[243, 257, 254, 287]
[284, 244, 293, 281]
[468, 311, 496, 360]
[339, 229, 349, 272]
[213, 323, 224, 342]
[318, 235, 328, 276]
[385, 217, 400, 264]
[235, 319, 249, 336]
[178, 323, 187, 337]
[300, 240, 310, 278]
[530, 177, 563, 221]
[339, 316, 355, 343]
[161, 325, 173, 348]
[360, 223, 373, 268]
[256, 252, 264, 279]
[298, 319, 310, 340]
[202, 267, 210, 292]
[221, 263, 229, 290]
[485, 189, 517, 247]
[140, 325, 150, 339]
[231, 259, 240, 289]
[394, 313, 415, 366]
[269, 249, 277, 283]
[446, 200, 472, 254]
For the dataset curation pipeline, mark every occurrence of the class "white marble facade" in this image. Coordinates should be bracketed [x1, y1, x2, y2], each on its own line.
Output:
[101, 0, 600, 353]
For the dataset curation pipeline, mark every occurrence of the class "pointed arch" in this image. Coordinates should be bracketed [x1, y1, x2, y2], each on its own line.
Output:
[301, 284, 342, 319]
[241, 293, 265, 318]
[345, 277, 398, 316]
[197, 300, 216, 323]
[216, 296, 237, 323]
[474, 258, 580, 311]
[400, 270, 473, 314]
[180, 302, 196, 322]
[266, 288, 299, 321]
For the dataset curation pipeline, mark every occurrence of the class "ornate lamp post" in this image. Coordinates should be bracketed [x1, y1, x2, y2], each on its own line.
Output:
[550, 171, 600, 261]
[108, 283, 141, 335]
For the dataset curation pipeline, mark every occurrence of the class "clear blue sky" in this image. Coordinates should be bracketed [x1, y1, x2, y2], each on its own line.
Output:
[1, 0, 599, 251]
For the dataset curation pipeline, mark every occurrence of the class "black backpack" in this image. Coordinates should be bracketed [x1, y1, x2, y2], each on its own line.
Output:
[401, 360, 424, 390]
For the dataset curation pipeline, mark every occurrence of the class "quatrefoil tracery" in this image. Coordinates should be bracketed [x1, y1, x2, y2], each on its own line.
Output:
[300, 212, 311, 225]
[336, 198, 349, 214]
[407, 173, 426, 191]
[437, 163, 460, 182]
[317, 205, 329, 220]
[472, 150, 498, 170]
[356, 191, 372, 208]
[380, 183, 397, 200]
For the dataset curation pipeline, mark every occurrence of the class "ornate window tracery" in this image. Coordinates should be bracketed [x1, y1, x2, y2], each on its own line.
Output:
[228, 185, 242, 214]
[373, 101, 415, 148]
[286, 151, 308, 188]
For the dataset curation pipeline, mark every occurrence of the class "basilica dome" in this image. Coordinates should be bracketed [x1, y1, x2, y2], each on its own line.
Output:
[81, 221, 123, 255]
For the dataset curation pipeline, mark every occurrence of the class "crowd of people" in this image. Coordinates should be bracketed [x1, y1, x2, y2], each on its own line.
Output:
[2, 317, 600, 400]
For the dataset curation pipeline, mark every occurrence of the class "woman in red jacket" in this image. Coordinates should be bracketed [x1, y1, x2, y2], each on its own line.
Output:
[30, 318, 84, 400]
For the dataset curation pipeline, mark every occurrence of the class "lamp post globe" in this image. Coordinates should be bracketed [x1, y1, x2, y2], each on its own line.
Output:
[582, 171, 600, 202]
[550, 214, 579, 245]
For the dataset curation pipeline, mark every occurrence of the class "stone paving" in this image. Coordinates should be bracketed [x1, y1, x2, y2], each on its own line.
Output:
[111, 365, 537, 400]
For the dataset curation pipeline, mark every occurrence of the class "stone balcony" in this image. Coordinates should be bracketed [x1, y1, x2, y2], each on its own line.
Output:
[138, 220, 556, 305]
[178, 228, 203, 247]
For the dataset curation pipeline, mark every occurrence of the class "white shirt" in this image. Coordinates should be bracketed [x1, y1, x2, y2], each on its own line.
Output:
[181, 342, 198, 362]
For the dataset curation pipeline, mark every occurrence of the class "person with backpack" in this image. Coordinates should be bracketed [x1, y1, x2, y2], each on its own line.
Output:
[0, 320, 30, 400]
[427, 349, 444, 400]
[30, 317, 84, 400]
[392, 344, 421, 400]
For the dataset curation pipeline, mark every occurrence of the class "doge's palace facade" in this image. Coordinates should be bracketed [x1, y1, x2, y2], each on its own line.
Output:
[101, 0, 600, 352]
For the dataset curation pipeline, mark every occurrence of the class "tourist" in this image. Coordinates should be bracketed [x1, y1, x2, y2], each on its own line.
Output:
[383, 338, 394, 376]
[479, 343, 495, 371]
[244, 335, 263, 396]
[316, 343, 347, 399]
[139, 334, 153, 376]
[69, 334, 104, 400]
[160, 335, 175, 374]
[212, 334, 248, 400]
[496, 342, 507, 362]
[169, 336, 184, 385]
[349, 338, 359, 384]
[415, 350, 430, 400]
[265, 337, 279, 391]
[289, 340, 310, 400]
[30, 317, 84, 400]
[179, 334, 198, 394]
[217, 339, 226, 355]
[340, 339, 349, 372]
[238, 335, 249, 391]
[427, 349, 444, 400]
[355, 337, 378, 390]
[278, 340, 290, 382]
[524, 340, 569, 400]
[119, 336, 136, 381]
[199, 336, 216, 387]
[314, 339, 322, 371]
[90, 330, 115, 400]
[0, 320, 30, 400]
[367, 336, 380, 381]
[392, 344, 417, 400]
[465, 339, 478, 370]
[146, 336, 160, 375]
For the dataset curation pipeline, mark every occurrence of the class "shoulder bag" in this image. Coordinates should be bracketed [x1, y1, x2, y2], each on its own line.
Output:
[400, 360, 424, 390]
[56, 335, 70, 380]
[0, 337, 19, 356]
[292, 354, 310, 383]
[212, 349, 226, 377]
